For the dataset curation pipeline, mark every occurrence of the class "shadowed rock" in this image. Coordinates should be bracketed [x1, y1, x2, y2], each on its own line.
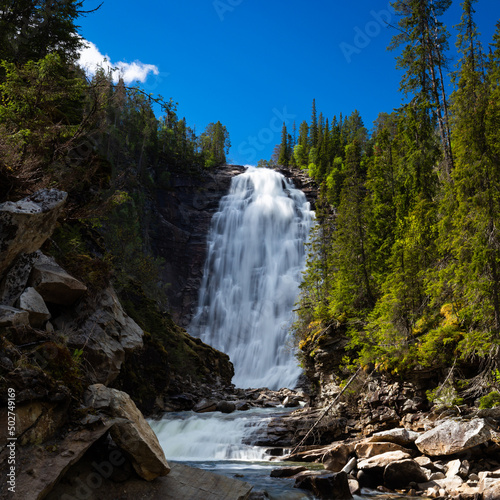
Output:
[85, 384, 170, 481]
[0, 189, 67, 277]
[29, 253, 87, 306]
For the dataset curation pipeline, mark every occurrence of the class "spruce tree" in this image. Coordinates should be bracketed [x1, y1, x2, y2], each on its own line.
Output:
[278, 123, 289, 166]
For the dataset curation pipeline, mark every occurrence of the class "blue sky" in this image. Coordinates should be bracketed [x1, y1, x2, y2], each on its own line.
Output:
[77, 0, 499, 166]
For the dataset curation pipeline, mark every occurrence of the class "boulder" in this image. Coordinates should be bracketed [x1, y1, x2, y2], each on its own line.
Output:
[480, 470, 500, 500]
[84, 384, 170, 481]
[322, 442, 353, 472]
[65, 324, 125, 385]
[54, 287, 143, 385]
[418, 475, 464, 494]
[368, 427, 420, 446]
[445, 458, 462, 478]
[357, 450, 412, 471]
[17, 287, 50, 327]
[86, 287, 143, 352]
[0, 305, 29, 327]
[348, 478, 360, 496]
[383, 459, 429, 489]
[477, 406, 500, 420]
[15, 401, 69, 446]
[294, 471, 353, 499]
[342, 457, 357, 474]
[216, 401, 236, 414]
[29, 253, 87, 306]
[283, 396, 301, 407]
[0, 189, 67, 277]
[0, 252, 37, 306]
[355, 440, 414, 459]
[414, 456, 444, 473]
[415, 418, 492, 456]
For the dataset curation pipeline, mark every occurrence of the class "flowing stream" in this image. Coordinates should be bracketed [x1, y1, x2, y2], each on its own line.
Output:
[189, 166, 314, 389]
[150, 408, 318, 499]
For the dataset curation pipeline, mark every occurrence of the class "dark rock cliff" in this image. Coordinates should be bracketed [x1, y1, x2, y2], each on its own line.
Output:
[152, 164, 246, 325]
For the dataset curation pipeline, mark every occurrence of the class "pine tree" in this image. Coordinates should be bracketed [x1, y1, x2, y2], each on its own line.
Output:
[310, 99, 318, 148]
[278, 123, 289, 166]
[433, 16, 500, 344]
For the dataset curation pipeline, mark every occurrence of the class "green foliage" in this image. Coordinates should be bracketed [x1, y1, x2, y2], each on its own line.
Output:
[479, 390, 500, 409]
[426, 382, 462, 408]
[0, 54, 88, 195]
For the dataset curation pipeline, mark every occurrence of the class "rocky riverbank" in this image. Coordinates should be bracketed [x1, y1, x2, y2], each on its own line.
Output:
[171, 381, 500, 499]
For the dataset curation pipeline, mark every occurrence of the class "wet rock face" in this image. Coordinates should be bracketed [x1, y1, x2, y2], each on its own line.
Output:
[152, 165, 246, 325]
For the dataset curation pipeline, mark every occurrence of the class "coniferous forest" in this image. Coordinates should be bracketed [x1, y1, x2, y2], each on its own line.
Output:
[283, 1, 500, 403]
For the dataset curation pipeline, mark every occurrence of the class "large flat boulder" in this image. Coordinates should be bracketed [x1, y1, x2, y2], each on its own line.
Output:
[415, 418, 493, 456]
[46, 461, 253, 500]
[85, 384, 169, 481]
[0, 189, 67, 277]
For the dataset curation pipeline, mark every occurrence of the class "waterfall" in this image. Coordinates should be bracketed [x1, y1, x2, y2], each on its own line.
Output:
[151, 410, 270, 461]
[189, 167, 314, 389]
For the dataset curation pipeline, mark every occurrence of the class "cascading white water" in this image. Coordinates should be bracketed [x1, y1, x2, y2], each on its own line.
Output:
[151, 409, 270, 461]
[189, 167, 314, 389]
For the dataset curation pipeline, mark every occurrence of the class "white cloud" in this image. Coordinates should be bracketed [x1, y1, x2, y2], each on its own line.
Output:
[77, 40, 159, 84]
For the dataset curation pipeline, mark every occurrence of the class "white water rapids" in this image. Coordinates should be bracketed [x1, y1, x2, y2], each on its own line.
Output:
[189, 167, 314, 389]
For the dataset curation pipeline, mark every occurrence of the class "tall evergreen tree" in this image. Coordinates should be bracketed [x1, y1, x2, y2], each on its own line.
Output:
[389, 0, 453, 174]
[278, 123, 290, 166]
[310, 98, 318, 148]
